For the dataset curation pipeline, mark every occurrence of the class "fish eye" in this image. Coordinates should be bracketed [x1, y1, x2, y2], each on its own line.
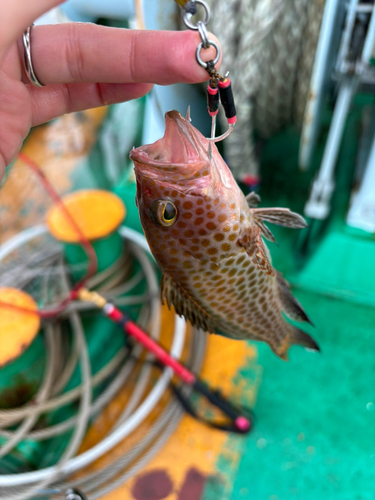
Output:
[149, 200, 178, 227]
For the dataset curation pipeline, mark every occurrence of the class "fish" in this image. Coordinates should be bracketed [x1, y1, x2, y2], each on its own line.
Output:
[129, 110, 319, 360]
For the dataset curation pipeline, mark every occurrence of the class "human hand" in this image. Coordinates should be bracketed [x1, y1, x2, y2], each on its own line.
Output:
[0, 0, 221, 180]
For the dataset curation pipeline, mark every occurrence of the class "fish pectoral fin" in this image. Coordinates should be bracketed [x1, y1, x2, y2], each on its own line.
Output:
[252, 208, 307, 229]
[254, 219, 277, 244]
[245, 191, 261, 207]
[276, 272, 314, 325]
[161, 274, 218, 333]
[238, 226, 275, 277]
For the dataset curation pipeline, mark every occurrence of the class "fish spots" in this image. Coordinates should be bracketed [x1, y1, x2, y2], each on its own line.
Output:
[171, 190, 178, 197]
[191, 245, 199, 252]
[182, 213, 192, 220]
[206, 222, 217, 230]
[233, 224, 239, 231]
[160, 244, 167, 250]
[207, 247, 218, 255]
[222, 243, 231, 252]
[196, 208, 204, 215]
[198, 229, 207, 236]
[170, 257, 179, 263]
[179, 238, 186, 245]
[184, 229, 194, 238]
[183, 201, 193, 209]
[171, 229, 179, 237]
[228, 233, 237, 241]
[197, 199, 203, 205]
[218, 214, 227, 223]
[214, 233, 225, 242]
[201, 239, 210, 247]
[207, 211, 215, 219]
[177, 221, 187, 229]
[194, 217, 204, 226]
[170, 248, 178, 255]
[230, 203, 236, 210]
[206, 204, 211, 210]
[183, 261, 192, 269]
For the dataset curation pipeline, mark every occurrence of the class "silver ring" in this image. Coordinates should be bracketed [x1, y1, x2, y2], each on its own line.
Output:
[182, 0, 210, 30]
[197, 21, 209, 49]
[23, 24, 45, 87]
[196, 40, 220, 69]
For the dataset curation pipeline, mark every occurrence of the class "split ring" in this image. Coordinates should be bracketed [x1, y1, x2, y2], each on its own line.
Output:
[23, 25, 45, 87]
[196, 40, 220, 69]
[182, 0, 210, 30]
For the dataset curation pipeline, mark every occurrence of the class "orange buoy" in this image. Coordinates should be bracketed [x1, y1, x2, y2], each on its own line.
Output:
[0, 288, 40, 367]
[46, 189, 126, 243]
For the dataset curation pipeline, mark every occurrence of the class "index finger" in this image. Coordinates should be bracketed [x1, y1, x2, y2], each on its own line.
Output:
[0, 0, 63, 62]
[27, 24, 222, 86]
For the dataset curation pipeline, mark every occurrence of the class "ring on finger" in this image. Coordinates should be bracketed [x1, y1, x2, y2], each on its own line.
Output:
[23, 24, 45, 87]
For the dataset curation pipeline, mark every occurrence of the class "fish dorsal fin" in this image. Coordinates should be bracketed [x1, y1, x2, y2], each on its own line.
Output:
[252, 208, 307, 229]
[276, 272, 313, 325]
[245, 191, 261, 207]
[161, 274, 219, 333]
[238, 226, 275, 276]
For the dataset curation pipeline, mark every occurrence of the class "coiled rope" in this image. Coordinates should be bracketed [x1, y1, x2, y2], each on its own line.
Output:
[0, 227, 206, 499]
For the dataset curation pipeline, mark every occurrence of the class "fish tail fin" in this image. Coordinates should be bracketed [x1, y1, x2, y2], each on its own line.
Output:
[276, 272, 314, 325]
[275, 326, 320, 361]
[290, 326, 320, 351]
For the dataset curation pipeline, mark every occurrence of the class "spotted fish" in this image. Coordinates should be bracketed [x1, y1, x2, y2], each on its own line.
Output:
[130, 110, 319, 360]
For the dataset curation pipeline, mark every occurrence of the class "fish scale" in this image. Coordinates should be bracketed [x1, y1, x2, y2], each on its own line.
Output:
[130, 110, 319, 360]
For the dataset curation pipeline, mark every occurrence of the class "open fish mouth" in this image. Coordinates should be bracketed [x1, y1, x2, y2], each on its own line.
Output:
[129, 111, 210, 177]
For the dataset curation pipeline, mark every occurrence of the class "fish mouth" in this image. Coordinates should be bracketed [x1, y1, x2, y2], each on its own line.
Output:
[129, 111, 210, 178]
